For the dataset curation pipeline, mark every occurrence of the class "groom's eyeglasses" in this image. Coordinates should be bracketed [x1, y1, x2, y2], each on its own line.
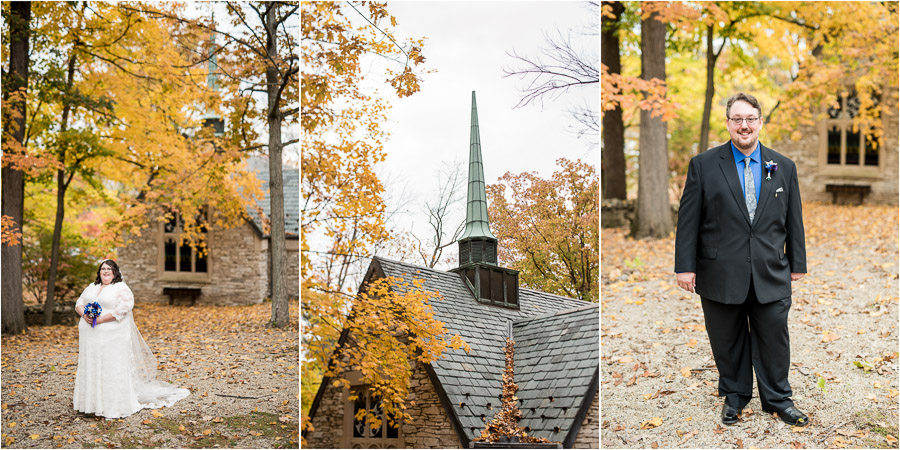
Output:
[728, 117, 760, 126]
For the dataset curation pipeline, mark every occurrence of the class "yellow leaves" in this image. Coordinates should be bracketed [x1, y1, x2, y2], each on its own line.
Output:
[639, 417, 663, 429]
[29, 434, 40, 440]
[821, 331, 840, 343]
[150, 410, 163, 418]
[8, 422, 16, 428]
[202, 429, 212, 436]
[686, 339, 697, 348]
[680, 367, 692, 378]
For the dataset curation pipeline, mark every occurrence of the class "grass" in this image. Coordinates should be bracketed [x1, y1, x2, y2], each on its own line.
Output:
[856, 409, 899, 449]
[137, 411, 297, 449]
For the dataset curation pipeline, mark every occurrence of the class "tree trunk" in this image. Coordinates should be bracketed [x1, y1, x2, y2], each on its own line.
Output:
[601, 1, 626, 200]
[44, 53, 77, 326]
[1, 1, 31, 335]
[699, 23, 717, 155]
[265, 4, 289, 328]
[632, 7, 673, 239]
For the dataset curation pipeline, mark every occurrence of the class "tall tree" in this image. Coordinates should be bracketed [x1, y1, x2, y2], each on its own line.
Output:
[632, 6, 673, 239]
[1, 1, 31, 335]
[126, 2, 300, 327]
[486, 158, 598, 301]
[600, 1, 626, 199]
[29, 2, 241, 325]
[300, 0, 436, 438]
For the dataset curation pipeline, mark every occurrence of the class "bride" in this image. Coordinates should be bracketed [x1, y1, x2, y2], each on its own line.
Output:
[73, 259, 189, 418]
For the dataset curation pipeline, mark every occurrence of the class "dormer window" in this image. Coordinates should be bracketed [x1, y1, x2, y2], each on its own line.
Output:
[460, 264, 519, 309]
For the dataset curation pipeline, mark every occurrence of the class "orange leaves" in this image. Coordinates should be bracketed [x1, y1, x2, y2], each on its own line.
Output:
[820, 330, 840, 343]
[601, 65, 680, 122]
[680, 367, 693, 378]
[486, 158, 598, 302]
[639, 417, 663, 430]
[1, 215, 23, 247]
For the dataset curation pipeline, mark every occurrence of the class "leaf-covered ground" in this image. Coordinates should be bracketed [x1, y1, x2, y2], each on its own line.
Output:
[601, 203, 899, 449]
[1, 302, 299, 449]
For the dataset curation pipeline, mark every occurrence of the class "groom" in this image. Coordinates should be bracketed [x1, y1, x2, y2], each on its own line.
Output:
[674, 93, 808, 426]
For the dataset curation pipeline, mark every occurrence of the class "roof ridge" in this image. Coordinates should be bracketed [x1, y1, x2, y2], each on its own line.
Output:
[518, 287, 579, 302]
[373, 256, 460, 277]
[513, 302, 598, 326]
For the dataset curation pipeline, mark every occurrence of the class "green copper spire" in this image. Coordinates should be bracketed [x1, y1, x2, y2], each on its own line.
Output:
[459, 91, 497, 241]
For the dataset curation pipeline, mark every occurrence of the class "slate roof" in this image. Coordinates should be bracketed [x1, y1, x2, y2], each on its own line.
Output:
[514, 305, 599, 441]
[245, 156, 299, 238]
[373, 257, 599, 446]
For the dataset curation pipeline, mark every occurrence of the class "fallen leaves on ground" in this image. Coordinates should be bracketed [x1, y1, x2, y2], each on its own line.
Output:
[602, 203, 898, 448]
[0, 302, 299, 449]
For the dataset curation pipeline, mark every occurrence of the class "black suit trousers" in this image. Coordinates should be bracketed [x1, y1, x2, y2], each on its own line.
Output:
[700, 280, 794, 411]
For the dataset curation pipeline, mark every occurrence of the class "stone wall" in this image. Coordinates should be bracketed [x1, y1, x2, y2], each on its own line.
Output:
[286, 240, 300, 299]
[572, 390, 599, 449]
[271, 239, 300, 300]
[305, 376, 344, 448]
[402, 361, 461, 448]
[119, 221, 268, 305]
[772, 90, 899, 205]
[601, 200, 679, 229]
[306, 359, 462, 449]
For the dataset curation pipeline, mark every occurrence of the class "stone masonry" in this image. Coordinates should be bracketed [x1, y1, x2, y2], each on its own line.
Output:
[573, 390, 599, 448]
[120, 220, 268, 305]
[306, 359, 462, 448]
[772, 89, 899, 205]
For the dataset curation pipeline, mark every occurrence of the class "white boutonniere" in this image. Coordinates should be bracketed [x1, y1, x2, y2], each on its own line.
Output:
[775, 187, 784, 198]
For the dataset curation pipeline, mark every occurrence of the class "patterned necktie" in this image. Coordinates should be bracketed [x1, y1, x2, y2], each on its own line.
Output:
[744, 157, 756, 222]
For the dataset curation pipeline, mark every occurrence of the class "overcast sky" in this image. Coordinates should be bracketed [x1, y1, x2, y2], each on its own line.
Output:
[373, 1, 599, 268]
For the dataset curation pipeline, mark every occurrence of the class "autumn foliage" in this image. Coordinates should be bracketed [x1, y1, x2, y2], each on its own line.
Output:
[311, 275, 469, 432]
[475, 338, 552, 444]
[301, 1, 443, 438]
[487, 158, 599, 301]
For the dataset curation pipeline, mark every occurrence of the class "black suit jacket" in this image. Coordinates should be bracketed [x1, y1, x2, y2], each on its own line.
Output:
[674, 142, 806, 304]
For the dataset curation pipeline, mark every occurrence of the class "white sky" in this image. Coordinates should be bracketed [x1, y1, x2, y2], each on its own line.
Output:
[373, 1, 599, 268]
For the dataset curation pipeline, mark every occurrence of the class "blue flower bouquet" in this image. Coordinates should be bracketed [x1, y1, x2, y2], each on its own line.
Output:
[84, 302, 102, 328]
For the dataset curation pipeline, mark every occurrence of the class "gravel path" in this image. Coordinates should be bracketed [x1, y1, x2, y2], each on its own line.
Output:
[1, 302, 299, 449]
[601, 203, 899, 449]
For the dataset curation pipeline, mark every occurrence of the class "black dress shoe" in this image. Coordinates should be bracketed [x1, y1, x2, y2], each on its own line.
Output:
[722, 404, 741, 425]
[768, 406, 809, 427]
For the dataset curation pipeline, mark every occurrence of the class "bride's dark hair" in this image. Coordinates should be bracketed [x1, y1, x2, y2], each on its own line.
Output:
[94, 260, 124, 285]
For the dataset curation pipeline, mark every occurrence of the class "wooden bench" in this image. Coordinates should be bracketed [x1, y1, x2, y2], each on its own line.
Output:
[162, 287, 201, 306]
[825, 184, 871, 205]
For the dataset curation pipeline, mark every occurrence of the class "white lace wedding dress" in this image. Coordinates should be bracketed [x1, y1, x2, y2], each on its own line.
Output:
[73, 282, 189, 418]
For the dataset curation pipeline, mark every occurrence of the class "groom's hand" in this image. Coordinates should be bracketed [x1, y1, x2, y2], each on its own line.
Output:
[676, 272, 696, 293]
[791, 273, 805, 281]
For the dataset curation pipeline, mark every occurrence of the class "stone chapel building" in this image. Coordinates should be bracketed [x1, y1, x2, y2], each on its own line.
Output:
[304, 92, 600, 449]
[772, 87, 899, 205]
[118, 156, 299, 305]
[117, 29, 299, 306]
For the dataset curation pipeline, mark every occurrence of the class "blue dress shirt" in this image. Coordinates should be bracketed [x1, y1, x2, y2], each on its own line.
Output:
[731, 141, 761, 203]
